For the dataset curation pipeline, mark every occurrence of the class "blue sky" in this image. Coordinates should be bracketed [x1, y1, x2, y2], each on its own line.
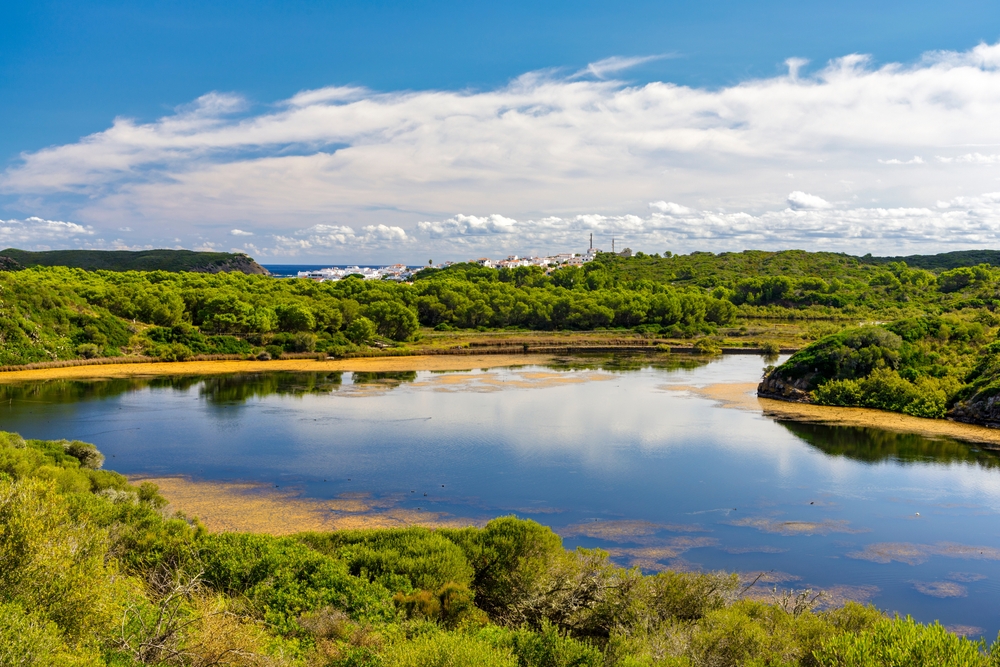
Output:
[3, 1, 1000, 262]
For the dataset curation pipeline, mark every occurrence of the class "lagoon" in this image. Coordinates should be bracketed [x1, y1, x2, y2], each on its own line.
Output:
[3, 354, 1000, 638]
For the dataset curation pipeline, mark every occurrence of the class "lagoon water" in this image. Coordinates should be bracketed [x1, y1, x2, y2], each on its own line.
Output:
[4, 354, 1000, 638]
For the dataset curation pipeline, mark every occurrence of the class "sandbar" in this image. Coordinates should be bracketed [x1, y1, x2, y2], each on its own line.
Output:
[135, 476, 478, 535]
[669, 382, 1000, 448]
[0, 354, 556, 383]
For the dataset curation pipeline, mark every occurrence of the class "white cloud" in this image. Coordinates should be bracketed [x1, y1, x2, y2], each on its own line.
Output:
[937, 153, 1000, 165]
[0, 217, 93, 249]
[786, 191, 832, 210]
[262, 223, 409, 256]
[8, 42, 1000, 258]
[577, 55, 671, 79]
[649, 201, 694, 215]
[417, 214, 518, 238]
[230, 228, 253, 236]
[785, 57, 809, 81]
[412, 192, 1000, 256]
[879, 156, 924, 165]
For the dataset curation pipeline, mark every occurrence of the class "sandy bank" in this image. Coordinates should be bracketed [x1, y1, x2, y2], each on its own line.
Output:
[135, 476, 479, 535]
[668, 383, 1000, 448]
[0, 354, 556, 383]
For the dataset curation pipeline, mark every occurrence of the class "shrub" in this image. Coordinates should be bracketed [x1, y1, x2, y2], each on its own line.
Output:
[156, 342, 193, 362]
[382, 630, 517, 667]
[75, 343, 101, 359]
[693, 338, 723, 355]
[815, 615, 991, 666]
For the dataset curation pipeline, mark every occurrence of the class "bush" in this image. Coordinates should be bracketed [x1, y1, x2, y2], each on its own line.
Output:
[75, 343, 101, 359]
[382, 630, 517, 667]
[815, 615, 991, 666]
[346, 317, 377, 345]
[693, 338, 723, 355]
[291, 331, 317, 352]
[156, 342, 193, 362]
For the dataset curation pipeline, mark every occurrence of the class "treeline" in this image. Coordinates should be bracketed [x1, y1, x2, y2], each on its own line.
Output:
[5, 249, 1000, 367]
[0, 264, 737, 366]
[2, 431, 996, 666]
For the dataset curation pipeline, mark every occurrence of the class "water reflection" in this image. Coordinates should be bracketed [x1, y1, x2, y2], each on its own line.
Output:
[0, 371, 429, 406]
[0, 352, 709, 406]
[543, 352, 713, 373]
[778, 421, 1000, 469]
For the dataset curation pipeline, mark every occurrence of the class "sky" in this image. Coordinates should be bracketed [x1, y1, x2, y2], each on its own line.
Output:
[4, 1, 1000, 263]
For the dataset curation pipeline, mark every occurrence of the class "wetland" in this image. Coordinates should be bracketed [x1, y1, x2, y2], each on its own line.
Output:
[5, 352, 1000, 640]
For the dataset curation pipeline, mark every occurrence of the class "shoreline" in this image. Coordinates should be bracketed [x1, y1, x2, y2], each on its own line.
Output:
[0, 354, 559, 382]
[670, 382, 1000, 448]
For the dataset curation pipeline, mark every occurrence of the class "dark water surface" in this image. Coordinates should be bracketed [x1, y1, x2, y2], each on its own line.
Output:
[3, 354, 1000, 638]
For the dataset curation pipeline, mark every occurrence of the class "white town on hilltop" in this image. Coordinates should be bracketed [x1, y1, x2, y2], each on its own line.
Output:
[296, 240, 625, 282]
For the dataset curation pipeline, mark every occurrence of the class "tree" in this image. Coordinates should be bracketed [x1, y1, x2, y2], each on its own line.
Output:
[345, 317, 377, 345]
[365, 301, 419, 341]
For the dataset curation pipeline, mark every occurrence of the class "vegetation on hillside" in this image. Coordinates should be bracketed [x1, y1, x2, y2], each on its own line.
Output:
[2, 431, 998, 666]
[7, 248, 1000, 423]
[760, 316, 987, 418]
[0, 248, 268, 274]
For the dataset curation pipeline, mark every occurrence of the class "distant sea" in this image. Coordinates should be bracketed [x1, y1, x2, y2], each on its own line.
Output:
[262, 264, 414, 278]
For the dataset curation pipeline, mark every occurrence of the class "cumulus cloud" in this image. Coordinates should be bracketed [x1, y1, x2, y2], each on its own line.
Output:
[937, 153, 1000, 164]
[263, 223, 409, 256]
[879, 156, 924, 165]
[0, 217, 93, 249]
[230, 229, 253, 236]
[7, 42, 1000, 258]
[417, 214, 518, 238]
[413, 191, 1000, 256]
[786, 191, 831, 210]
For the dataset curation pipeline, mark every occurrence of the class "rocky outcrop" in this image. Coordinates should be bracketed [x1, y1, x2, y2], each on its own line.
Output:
[947, 394, 1000, 428]
[757, 373, 813, 402]
[0, 255, 21, 271]
[195, 253, 269, 275]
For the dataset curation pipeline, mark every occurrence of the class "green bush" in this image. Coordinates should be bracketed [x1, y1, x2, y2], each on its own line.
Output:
[346, 316, 378, 345]
[815, 616, 992, 666]
[383, 630, 517, 667]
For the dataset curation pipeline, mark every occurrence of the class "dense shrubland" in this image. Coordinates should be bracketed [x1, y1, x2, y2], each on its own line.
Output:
[0, 259, 741, 366]
[1, 431, 997, 666]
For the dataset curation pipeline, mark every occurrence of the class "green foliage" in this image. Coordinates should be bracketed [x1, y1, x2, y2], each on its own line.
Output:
[298, 526, 475, 592]
[198, 532, 396, 631]
[383, 629, 518, 667]
[0, 247, 266, 273]
[815, 615, 994, 666]
[768, 319, 975, 418]
[6, 249, 1000, 369]
[346, 316, 378, 344]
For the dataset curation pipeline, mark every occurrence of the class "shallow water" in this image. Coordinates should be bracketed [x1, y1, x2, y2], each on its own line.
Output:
[3, 354, 1000, 638]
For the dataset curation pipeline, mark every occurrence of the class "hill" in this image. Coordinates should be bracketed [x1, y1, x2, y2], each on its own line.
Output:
[863, 249, 1000, 270]
[0, 248, 269, 274]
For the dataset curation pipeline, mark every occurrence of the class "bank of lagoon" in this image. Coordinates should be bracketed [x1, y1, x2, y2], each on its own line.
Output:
[5, 353, 1000, 639]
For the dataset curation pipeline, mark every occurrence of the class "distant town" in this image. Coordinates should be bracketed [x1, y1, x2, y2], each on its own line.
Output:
[296, 243, 629, 282]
